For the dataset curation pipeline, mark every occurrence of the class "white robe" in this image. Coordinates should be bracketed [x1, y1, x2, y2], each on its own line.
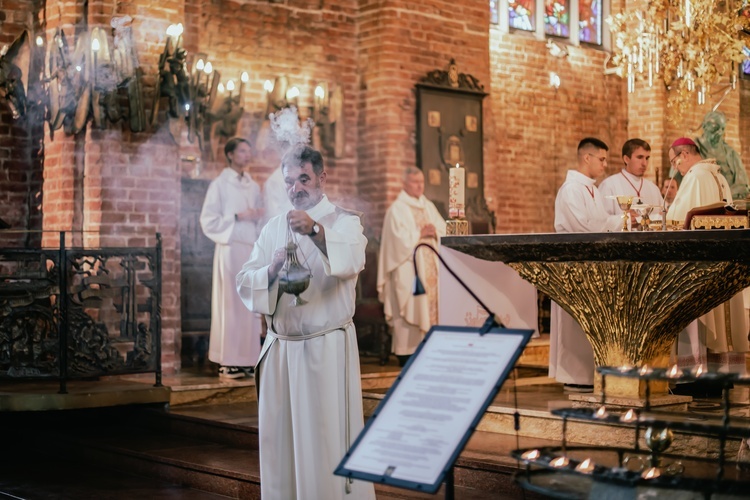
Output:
[200, 168, 263, 367]
[666, 160, 748, 374]
[377, 191, 447, 355]
[598, 169, 665, 222]
[236, 195, 375, 500]
[263, 166, 293, 223]
[551, 170, 622, 385]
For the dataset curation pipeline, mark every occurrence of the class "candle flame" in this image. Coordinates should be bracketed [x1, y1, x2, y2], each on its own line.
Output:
[620, 409, 637, 423]
[196, 59, 205, 71]
[204, 62, 213, 74]
[75, 65, 82, 72]
[575, 458, 594, 473]
[639, 365, 653, 376]
[286, 86, 300, 99]
[35, 36, 44, 47]
[264, 80, 274, 92]
[595, 406, 608, 419]
[91, 38, 100, 52]
[550, 456, 569, 468]
[226, 80, 235, 91]
[455, 163, 460, 168]
[618, 364, 633, 373]
[241, 71, 249, 83]
[642, 466, 661, 479]
[315, 85, 325, 99]
[521, 449, 540, 461]
[217, 82, 225, 93]
[693, 364, 705, 377]
[667, 364, 682, 378]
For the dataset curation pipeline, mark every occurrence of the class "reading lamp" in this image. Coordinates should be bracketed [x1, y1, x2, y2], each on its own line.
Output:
[412, 242, 506, 334]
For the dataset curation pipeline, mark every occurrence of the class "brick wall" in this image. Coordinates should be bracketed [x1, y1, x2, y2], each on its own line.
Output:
[357, 0, 491, 235]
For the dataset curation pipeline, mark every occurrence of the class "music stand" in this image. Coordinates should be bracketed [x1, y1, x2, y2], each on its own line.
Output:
[335, 324, 534, 497]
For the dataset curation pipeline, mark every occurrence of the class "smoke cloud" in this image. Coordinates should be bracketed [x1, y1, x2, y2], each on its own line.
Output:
[269, 106, 313, 147]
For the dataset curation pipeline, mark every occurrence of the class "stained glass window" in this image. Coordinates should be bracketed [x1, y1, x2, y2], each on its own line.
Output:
[509, 0, 536, 32]
[579, 0, 603, 45]
[544, 0, 570, 37]
[490, 0, 499, 25]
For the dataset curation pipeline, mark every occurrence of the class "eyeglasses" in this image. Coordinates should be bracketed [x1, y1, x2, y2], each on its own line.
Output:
[669, 151, 683, 167]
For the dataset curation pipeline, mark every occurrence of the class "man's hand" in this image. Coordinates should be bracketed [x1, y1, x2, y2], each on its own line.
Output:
[420, 224, 437, 239]
[268, 247, 287, 282]
[287, 210, 315, 235]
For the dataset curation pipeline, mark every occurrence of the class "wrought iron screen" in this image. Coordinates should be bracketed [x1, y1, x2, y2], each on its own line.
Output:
[0, 233, 162, 391]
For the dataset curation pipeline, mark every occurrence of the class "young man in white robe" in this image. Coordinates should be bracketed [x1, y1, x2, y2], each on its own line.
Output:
[200, 138, 265, 379]
[599, 138, 664, 227]
[665, 137, 748, 386]
[236, 145, 375, 500]
[551, 138, 622, 391]
[377, 167, 447, 366]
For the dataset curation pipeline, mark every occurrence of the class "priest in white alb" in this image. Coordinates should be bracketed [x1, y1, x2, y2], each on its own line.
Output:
[551, 138, 622, 390]
[236, 145, 375, 500]
[599, 138, 664, 226]
[377, 167, 447, 366]
[200, 138, 265, 379]
[666, 137, 748, 378]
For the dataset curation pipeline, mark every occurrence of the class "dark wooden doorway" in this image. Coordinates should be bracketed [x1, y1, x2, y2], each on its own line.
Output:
[180, 178, 214, 366]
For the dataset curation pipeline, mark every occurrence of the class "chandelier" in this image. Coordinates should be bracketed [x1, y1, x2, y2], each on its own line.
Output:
[606, 0, 750, 123]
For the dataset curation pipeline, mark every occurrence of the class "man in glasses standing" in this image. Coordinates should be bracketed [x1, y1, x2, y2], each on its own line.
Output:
[665, 137, 747, 390]
[549, 138, 622, 392]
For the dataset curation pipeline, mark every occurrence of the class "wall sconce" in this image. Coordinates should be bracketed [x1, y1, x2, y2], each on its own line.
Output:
[311, 82, 344, 158]
[207, 70, 248, 159]
[0, 30, 31, 119]
[2, 15, 144, 134]
[264, 76, 290, 117]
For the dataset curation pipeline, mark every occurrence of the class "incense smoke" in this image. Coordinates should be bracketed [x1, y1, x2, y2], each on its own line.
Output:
[269, 106, 314, 147]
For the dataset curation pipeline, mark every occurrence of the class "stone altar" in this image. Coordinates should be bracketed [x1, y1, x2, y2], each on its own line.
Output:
[441, 230, 750, 400]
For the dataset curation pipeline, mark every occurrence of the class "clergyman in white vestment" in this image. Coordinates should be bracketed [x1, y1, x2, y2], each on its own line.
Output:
[236, 145, 375, 500]
[666, 137, 748, 376]
[200, 138, 265, 379]
[550, 138, 622, 388]
[599, 138, 664, 223]
[263, 164, 293, 223]
[377, 167, 447, 365]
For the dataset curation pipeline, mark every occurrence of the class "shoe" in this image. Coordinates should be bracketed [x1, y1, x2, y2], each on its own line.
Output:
[564, 384, 594, 393]
[219, 366, 246, 379]
[240, 366, 255, 376]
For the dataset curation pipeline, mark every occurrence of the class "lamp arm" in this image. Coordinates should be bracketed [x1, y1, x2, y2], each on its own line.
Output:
[412, 242, 505, 334]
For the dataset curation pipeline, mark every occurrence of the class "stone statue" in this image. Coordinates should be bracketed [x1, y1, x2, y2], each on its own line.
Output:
[695, 111, 750, 201]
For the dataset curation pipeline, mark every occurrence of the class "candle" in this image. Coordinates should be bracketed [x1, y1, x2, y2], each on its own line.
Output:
[449, 163, 465, 219]
[226, 79, 235, 98]
[239, 71, 249, 102]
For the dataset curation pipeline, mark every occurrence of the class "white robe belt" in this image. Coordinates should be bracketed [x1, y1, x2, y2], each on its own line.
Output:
[266, 321, 353, 341]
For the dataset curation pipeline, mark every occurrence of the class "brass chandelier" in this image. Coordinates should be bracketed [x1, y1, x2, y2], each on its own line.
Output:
[606, 0, 750, 123]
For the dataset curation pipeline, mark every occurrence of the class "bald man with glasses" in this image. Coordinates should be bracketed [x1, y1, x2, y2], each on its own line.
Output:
[664, 138, 747, 393]
[549, 138, 622, 391]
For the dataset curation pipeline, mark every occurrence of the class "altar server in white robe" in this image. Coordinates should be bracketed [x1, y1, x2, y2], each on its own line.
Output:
[599, 138, 664, 224]
[377, 167, 447, 366]
[666, 137, 748, 375]
[551, 138, 622, 389]
[237, 144, 375, 500]
[200, 138, 265, 379]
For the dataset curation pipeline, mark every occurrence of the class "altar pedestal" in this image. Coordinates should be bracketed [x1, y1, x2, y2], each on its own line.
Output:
[441, 231, 750, 400]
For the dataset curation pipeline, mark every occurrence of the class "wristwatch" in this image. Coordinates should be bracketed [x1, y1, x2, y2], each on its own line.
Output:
[308, 222, 320, 237]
